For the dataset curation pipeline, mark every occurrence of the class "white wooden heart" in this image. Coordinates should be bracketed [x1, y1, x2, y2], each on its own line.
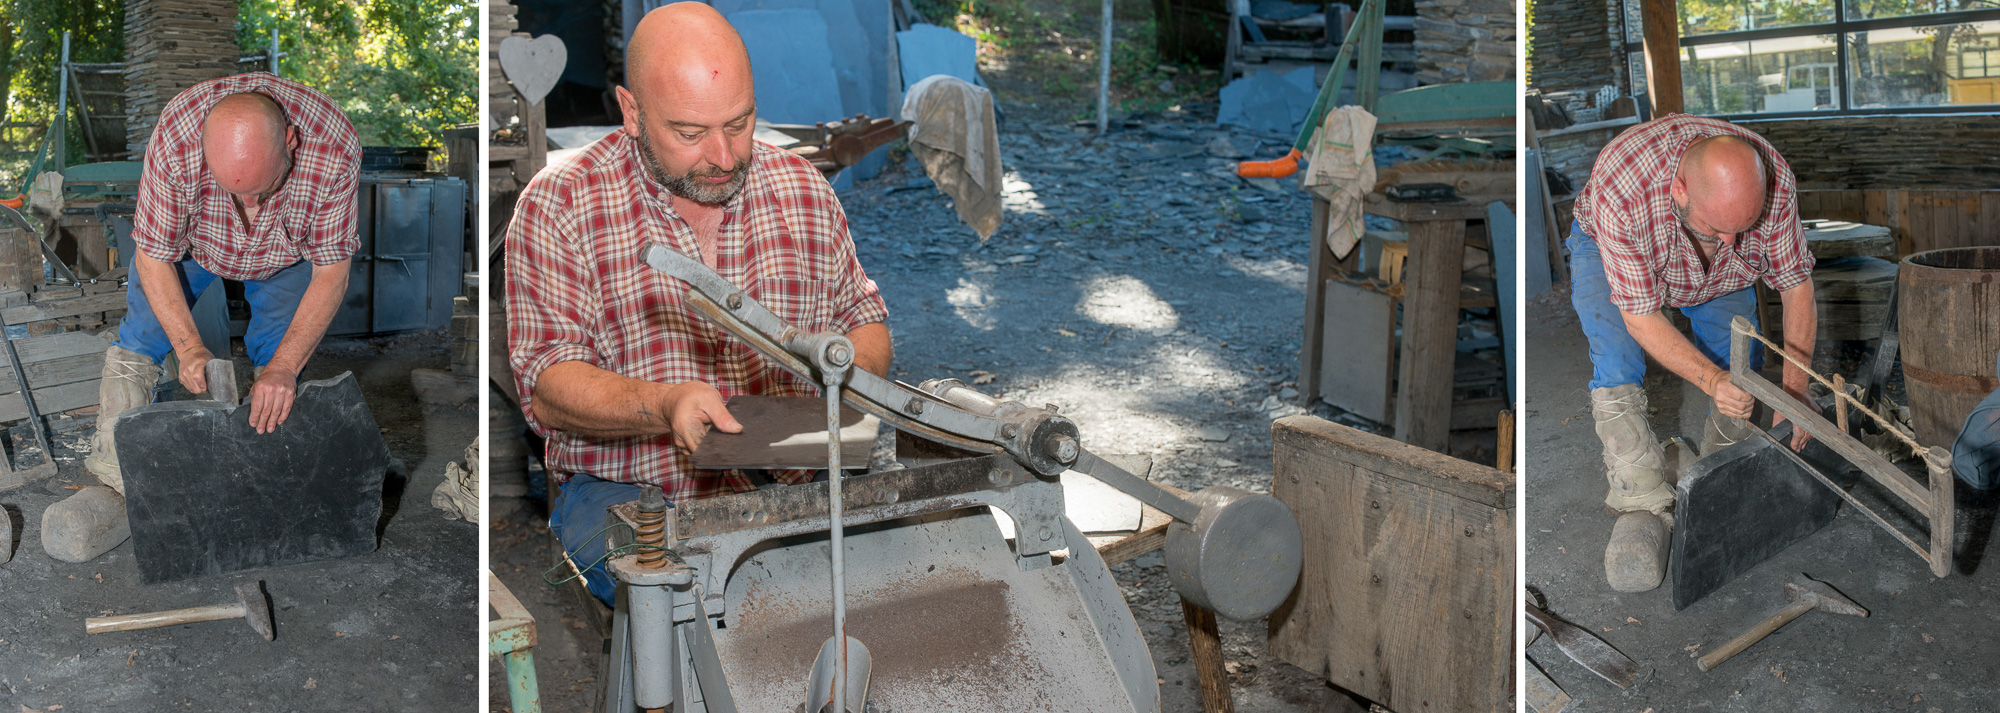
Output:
[498, 34, 568, 107]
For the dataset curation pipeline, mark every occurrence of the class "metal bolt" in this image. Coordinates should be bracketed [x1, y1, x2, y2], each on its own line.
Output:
[987, 468, 1005, 485]
[1370, 500, 1380, 509]
[1045, 403, 1060, 413]
[1464, 527, 1475, 537]
[826, 343, 853, 367]
[1044, 434, 1079, 464]
[1037, 526, 1054, 542]
[1290, 474, 1300, 484]
[906, 398, 925, 415]
[726, 293, 743, 310]
[1000, 423, 1019, 439]
[1371, 575, 1381, 584]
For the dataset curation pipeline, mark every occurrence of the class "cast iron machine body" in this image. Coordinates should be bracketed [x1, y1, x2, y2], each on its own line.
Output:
[597, 244, 1305, 713]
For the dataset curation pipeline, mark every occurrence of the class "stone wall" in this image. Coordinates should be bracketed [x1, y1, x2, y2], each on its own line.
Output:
[123, 0, 239, 155]
[1414, 0, 1517, 85]
[1526, 0, 1615, 92]
[1742, 115, 2000, 190]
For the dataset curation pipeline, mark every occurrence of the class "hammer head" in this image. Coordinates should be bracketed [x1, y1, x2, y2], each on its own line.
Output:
[1785, 577, 1868, 617]
[235, 580, 275, 641]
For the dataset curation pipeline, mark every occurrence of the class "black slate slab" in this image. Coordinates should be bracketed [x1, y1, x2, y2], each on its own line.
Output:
[1670, 426, 1842, 610]
[115, 372, 390, 583]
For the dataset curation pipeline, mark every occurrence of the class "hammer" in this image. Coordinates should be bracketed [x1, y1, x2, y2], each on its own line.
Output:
[1696, 575, 1865, 671]
[85, 580, 274, 641]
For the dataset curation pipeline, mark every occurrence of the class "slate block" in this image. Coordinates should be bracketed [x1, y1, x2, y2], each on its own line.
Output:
[897, 23, 979, 90]
[40, 486, 130, 563]
[729, 10, 846, 128]
[1670, 428, 1841, 610]
[115, 372, 390, 583]
[2, 504, 13, 564]
[1217, 67, 1318, 135]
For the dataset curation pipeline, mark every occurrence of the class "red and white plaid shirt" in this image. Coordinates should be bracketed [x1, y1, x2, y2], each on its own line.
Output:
[505, 132, 889, 499]
[132, 72, 360, 281]
[1573, 114, 1814, 315]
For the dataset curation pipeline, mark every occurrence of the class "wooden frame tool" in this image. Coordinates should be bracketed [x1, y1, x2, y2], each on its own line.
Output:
[1727, 315, 1954, 577]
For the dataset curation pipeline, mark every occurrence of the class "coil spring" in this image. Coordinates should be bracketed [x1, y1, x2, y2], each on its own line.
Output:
[633, 507, 667, 568]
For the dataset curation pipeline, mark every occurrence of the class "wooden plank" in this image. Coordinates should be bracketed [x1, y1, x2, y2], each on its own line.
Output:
[1181, 599, 1234, 713]
[0, 378, 101, 423]
[0, 352, 108, 395]
[1274, 414, 1513, 507]
[1984, 193, 2000, 249]
[1, 292, 126, 325]
[1393, 219, 1465, 453]
[1640, 0, 1683, 116]
[1266, 416, 1512, 713]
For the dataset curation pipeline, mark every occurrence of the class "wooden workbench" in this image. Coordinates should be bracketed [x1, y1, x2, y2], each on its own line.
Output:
[1298, 192, 1508, 453]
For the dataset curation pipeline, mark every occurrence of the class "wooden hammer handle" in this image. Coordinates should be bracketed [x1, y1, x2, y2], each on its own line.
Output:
[86, 603, 245, 635]
[1696, 598, 1816, 671]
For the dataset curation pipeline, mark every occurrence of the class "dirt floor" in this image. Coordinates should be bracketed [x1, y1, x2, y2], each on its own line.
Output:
[0, 328, 479, 712]
[1523, 285, 2000, 712]
[486, 107, 1369, 713]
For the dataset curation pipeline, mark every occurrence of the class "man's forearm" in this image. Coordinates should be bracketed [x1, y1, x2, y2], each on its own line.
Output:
[531, 360, 684, 437]
[1776, 281, 1816, 395]
[263, 261, 350, 375]
[846, 322, 892, 377]
[1621, 310, 1729, 392]
[134, 253, 204, 356]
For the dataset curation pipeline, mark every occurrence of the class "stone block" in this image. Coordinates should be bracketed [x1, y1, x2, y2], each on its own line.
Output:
[40, 486, 130, 563]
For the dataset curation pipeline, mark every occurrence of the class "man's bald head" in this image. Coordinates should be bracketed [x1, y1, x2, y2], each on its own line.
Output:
[616, 2, 759, 205]
[1672, 135, 1767, 243]
[202, 92, 297, 206]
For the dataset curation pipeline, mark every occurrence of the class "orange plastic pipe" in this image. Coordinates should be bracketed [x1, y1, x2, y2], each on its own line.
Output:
[1236, 148, 1301, 179]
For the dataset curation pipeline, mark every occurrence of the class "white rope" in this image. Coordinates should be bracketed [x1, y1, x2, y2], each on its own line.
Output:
[1731, 323, 1924, 457]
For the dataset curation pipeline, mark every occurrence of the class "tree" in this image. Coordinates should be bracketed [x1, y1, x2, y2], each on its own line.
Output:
[237, 0, 477, 148]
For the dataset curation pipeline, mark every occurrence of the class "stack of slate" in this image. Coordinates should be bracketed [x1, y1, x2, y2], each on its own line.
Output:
[717, 0, 895, 185]
[121, 0, 239, 155]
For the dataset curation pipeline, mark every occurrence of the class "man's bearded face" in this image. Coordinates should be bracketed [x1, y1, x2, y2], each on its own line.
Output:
[636, 116, 751, 206]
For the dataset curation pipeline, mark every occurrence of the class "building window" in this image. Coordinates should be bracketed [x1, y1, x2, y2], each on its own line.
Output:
[1677, 1, 2000, 116]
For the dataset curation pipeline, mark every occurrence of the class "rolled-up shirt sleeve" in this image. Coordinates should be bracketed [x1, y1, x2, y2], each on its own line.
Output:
[505, 181, 605, 434]
[131, 130, 191, 265]
[1758, 189, 1815, 292]
[302, 138, 361, 265]
[821, 200, 888, 334]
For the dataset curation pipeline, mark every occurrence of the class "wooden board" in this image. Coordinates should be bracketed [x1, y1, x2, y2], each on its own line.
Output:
[1, 292, 126, 325]
[1393, 220, 1466, 452]
[0, 379, 102, 423]
[1266, 415, 1512, 713]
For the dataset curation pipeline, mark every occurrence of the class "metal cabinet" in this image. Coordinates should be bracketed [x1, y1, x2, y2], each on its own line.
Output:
[330, 176, 467, 336]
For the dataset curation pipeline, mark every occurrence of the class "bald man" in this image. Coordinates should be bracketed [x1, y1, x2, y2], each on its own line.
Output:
[1568, 114, 1817, 592]
[505, 3, 890, 602]
[86, 72, 360, 491]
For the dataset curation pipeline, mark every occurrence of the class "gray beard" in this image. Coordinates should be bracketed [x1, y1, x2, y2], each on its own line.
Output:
[635, 124, 750, 205]
[1671, 198, 1722, 246]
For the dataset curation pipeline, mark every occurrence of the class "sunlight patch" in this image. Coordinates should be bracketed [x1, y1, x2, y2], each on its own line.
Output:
[1079, 274, 1178, 332]
[947, 278, 999, 330]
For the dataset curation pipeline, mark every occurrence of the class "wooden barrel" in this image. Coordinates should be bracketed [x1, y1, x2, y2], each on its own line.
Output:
[1900, 247, 2000, 447]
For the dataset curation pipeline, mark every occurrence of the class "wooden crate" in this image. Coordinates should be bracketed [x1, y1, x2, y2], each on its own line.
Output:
[1267, 415, 1514, 713]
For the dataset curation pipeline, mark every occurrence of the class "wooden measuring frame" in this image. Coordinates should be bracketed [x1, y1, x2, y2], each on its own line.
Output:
[1727, 315, 1954, 577]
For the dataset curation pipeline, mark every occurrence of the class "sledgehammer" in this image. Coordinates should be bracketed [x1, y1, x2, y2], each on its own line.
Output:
[85, 580, 274, 641]
[1696, 575, 1866, 671]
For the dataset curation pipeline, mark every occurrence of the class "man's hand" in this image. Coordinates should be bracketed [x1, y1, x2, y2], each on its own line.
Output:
[663, 381, 741, 454]
[248, 366, 299, 434]
[1771, 380, 1816, 452]
[1705, 371, 1755, 420]
[177, 346, 215, 395]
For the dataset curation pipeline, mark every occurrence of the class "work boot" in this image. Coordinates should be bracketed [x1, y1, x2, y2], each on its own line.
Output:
[84, 345, 161, 493]
[1591, 384, 1673, 592]
[1699, 402, 1759, 457]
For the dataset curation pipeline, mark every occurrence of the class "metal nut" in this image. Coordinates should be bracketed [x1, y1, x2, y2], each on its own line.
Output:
[1044, 434, 1079, 464]
[906, 398, 925, 415]
[1000, 423, 1019, 439]
[1037, 526, 1054, 542]
[826, 343, 853, 367]
[726, 293, 743, 310]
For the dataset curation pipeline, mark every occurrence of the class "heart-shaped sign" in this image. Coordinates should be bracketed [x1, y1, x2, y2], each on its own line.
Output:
[498, 34, 568, 107]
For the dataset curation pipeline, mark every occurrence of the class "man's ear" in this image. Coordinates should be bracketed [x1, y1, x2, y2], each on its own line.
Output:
[1669, 174, 1688, 206]
[615, 86, 642, 138]
[285, 125, 299, 154]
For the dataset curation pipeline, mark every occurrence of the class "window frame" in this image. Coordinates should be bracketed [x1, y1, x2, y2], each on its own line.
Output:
[1678, 4, 2000, 119]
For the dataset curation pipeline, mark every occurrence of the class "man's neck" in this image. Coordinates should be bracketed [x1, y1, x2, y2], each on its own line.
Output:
[672, 194, 727, 266]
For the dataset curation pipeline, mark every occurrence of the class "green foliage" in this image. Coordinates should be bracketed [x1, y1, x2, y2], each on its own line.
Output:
[237, 0, 477, 148]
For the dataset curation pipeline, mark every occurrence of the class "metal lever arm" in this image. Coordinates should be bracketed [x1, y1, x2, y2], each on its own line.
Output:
[1072, 450, 1201, 523]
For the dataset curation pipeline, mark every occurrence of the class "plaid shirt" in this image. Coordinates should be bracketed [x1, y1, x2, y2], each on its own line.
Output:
[505, 132, 889, 499]
[132, 73, 360, 281]
[1574, 114, 1814, 315]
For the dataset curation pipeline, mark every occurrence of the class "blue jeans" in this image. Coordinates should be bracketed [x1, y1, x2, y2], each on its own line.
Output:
[1567, 222, 1762, 390]
[115, 257, 312, 367]
[548, 473, 651, 605]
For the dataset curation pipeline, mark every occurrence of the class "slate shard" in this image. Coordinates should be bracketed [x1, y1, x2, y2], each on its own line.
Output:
[1670, 427, 1842, 610]
[115, 372, 391, 583]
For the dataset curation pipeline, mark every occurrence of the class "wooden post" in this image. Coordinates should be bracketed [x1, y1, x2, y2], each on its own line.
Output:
[1640, 0, 1683, 116]
[1524, 108, 1570, 285]
[1181, 598, 1233, 713]
[1497, 409, 1515, 473]
[1833, 374, 1848, 434]
[1926, 447, 1954, 578]
[1394, 219, 1466, 452]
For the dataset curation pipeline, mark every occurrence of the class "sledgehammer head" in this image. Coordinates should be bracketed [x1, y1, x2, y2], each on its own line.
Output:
[1785, 577, 1867, 618]
[237, 580, 275, 641]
